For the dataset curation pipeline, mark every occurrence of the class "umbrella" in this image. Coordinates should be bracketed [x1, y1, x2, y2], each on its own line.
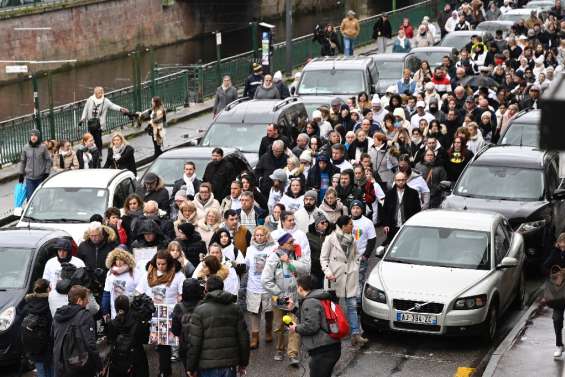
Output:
[459, 75, 500, 89]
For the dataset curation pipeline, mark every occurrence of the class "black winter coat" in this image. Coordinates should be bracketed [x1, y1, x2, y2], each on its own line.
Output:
[104, 145, 136, 176]
[306, 223, 333, 289]
[77, 227, 118, 284]
[258, 135, 291, 158]
[186, 290, 250, 372]
[21, 292, 52, 362]
[143, 187, 170, 213]
[106, 312, 150, 377]
[52, 304, 101, 377]
[76, 147, 101, 169]
[176, 234, 207, 268]
[172, 177, 202, 200]
[306, 161, 340, 193]
[203, 159, 235, 202]
[254, 151, 287, 194]
[372, 17, 392, 39]
[130, 219, 170, 250]
[382, 185, 421, 229]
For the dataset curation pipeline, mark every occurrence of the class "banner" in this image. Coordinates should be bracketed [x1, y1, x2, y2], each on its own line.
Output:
[148, 304, 178, 346]
[134, 247, 157, 271]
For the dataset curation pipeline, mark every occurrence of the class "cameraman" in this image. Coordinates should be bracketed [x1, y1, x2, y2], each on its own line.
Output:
[261, 233, 310, 367]
[312, 24, 340, 57]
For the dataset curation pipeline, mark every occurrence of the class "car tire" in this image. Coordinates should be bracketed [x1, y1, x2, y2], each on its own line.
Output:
[512, 271, 526, 310]
[481, 304, 497, 344]
[361, 311, 384, 335]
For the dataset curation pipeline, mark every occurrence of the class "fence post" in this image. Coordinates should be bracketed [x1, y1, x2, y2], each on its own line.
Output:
[250, 22, 258, 60]
[198, 65, 204, 103]
[47, 71, 55, 140]
[150, 49, 156, 98]
[215, 31, 222, 84]
[31, 73, 42, 135]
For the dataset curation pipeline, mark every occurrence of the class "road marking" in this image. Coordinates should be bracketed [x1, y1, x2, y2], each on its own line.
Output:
[454, 367, 476, 377]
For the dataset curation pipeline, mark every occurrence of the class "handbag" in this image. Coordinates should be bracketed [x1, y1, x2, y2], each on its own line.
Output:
[544, 265, 565, 307]
[14, 183, 26, 209]
[87, 99, 105, 131]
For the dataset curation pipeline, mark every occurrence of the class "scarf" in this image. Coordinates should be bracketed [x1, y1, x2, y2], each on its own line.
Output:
[183, 173, 196, 198]
[397, 36, 406, 48]
[112, 143, 126, 160]
[111, 264, 130, 276]
[251, 240, 274, 251]
[93, 96, 104, 106]
[147, 264, 175, 287]
[335, 227, 354, 254]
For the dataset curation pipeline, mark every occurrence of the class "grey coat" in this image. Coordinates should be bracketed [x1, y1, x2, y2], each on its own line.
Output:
[20, 143, 51, 179]
[213, 85, 238, 114]
[254, 85, 281, 100]
[261, 246, 310, 305]
[80, 96, 123, 130]
[320, 231, 360, 298]
[296, 289, 340, 352]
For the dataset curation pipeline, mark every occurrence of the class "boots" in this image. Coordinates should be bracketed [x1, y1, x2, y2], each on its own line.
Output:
[351, 333, 369, 347]
[250, 332, 259, 349]
[265, 311, 274, 343]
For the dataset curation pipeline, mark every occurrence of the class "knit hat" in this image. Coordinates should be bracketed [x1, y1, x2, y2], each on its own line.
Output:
[312, 110, 322, 119]
[178, 223, 195, 238]
[143, 172, 159, 184]
[317, 153, 330, 162]
[253, 63, 262, 73]
[175, 190, 187, 201]
[350, 199, 365, 211]
[30, 129, 41, 137]
[313, 211, 328, 226]
[269, 168, 287, 183]
[299, 150, 312, 163]
[304, 190, 318, 200]
[273, 71, 283, 82]
[277, 232, 294, 245]
[182, 278, 204, 302]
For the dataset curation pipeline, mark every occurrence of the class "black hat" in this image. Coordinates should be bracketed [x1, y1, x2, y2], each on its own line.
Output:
[143, 172, 159, 184]
[53, 238, 72, 253]
[178, 222, 195, 238]
[182, 278, 204, 302]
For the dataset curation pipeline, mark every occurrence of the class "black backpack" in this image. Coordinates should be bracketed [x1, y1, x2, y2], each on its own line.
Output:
[109, 330, 135, 375]
[61, 324, 90, 373]
[21, 313, 49, 356]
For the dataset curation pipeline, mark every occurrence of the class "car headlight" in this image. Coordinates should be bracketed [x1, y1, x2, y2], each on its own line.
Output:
[364, 284, 387, 303]
[453, 295, 487, 310]
[517, 219, 546, 234]
[0, 306, 16, 332]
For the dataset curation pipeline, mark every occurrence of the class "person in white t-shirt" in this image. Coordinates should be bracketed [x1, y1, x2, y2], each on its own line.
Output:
[350, 200, 377, 303]
[42, 238, 85, 289]
[102, 248, 141, 319]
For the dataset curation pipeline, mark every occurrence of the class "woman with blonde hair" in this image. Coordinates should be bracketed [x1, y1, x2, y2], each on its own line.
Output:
[192, 243, 238, 295]
[104, 132, 136, 175]
[140, 96, 166, 157]
[196, 207, 221, 246]
[174, 200, 199, 237]
[167, 240, 196, 277]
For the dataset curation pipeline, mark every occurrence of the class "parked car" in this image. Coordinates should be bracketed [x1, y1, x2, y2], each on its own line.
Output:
[201, 97, 307, 158]
[362, 209, 525, 342]
[141, 147, 253, 196]
[17, 169, 137, 243]
[497, 109, 540, 148]
[404, 47, 458, 73]
[442, 146, 565, 264]
[439, 30, 493, 52]
[476, 20, 515, 36]
[299, 96, 344, 119]
[296, 56, 380, 100]
[499, 8, 539, 23]
[524, 0, 555, 11]
[371, 53, 407, 95]
[0, 227, 75, 365]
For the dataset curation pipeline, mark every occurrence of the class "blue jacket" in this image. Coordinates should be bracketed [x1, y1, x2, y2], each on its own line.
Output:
[392, 38, 411, 53]
[396, 79, 417, 95]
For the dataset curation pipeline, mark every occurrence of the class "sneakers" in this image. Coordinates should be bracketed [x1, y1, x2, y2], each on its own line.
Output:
[351, 333, 369, 347]
[274, 351, 284, 361]
[289, 356, 300, 367]
[554, 346, 564, 359]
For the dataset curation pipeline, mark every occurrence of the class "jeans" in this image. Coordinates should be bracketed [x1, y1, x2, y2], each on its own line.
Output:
[554, 306, 565, 347]
[343, 37, 354, 56]
[358, 258, 369, 305]
[309, 343, 341, 377]
[35, 362, 54, 377]
[25, 177, 43, 201]
[344, 297, 360, 335]
[199, 367, 237, 377]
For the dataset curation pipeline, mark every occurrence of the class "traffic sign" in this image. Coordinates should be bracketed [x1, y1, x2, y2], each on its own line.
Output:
[6, 65, 28, 74]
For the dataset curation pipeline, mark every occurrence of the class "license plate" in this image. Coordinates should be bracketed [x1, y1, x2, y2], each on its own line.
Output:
[396, 311, 437, 325]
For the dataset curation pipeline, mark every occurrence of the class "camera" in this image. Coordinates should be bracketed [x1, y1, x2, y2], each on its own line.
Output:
[276, 296, 290, 306]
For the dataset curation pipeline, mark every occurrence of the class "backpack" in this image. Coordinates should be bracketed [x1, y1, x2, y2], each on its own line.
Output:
[109, 330, 136, 375]
[21, 313, 49, 356]
[320, 299, 350, 340]
[61, 324, 90, 373]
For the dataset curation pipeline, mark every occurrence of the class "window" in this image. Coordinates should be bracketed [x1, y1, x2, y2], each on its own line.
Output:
[494, 224, 509, 264]
[546, 160, 559, 194]
[113, 178, 135, 208]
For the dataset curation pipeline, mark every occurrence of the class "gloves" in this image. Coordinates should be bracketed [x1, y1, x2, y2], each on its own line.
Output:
[18, 174, 24, 183]
[42, 173, 49, 181]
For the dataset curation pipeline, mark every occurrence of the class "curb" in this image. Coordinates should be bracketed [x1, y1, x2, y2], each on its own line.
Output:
[481, 287, 544, 377]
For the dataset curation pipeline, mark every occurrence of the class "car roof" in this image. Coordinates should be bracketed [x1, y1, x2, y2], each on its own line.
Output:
[215, 98, 303, 124]
[477, 20, 514, 28]
[474, 145, 548, 169]
[409, 47, 455, 53]
[444, 30, 489, 37]
[0, 227, 69, 248]
[156, 146, 238, 159]
[511, 108, 540, 124]
[405, 209, 500, 232]
[372, 53, 407, 61]
[504, 8, 534, 14]
[42, 169, 131, 188]
[304, 56, 375, 70]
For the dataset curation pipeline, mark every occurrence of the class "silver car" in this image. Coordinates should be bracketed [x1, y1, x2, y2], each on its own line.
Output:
[361, 210, 525, 342]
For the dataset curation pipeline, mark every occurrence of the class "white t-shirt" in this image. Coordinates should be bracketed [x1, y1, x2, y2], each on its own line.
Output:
[352, 216, 377, 257]
[104, 269, 141, 318]
[136, 271, 185, 305]
[245, 243, 277, 294]
[279, 194, 304, 213]
[42, 256, 85, 289]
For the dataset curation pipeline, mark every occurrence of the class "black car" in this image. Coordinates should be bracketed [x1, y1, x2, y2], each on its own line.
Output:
[442, 146, 565, 265]
[498, 109, 540, 148]
[0, 227, 75, 365]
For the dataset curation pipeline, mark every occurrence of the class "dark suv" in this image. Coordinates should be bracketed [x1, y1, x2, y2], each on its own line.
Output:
[442, 146, 565, 264]
[497, 109, 540, 148]
[0, 227, 75, 365]
[200, 97, 307, 161]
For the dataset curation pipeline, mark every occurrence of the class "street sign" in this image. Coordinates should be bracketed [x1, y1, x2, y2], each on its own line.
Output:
[6, 65, 28, 74]
[216, 32, 222, 46]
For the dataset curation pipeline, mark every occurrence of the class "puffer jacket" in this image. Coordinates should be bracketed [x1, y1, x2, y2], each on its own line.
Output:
[193, 193, 221, 219]
[320, 231, 360, 298]
[21, 292, 52, 362]
[20, 142, 52, 179]
[186, 290, 250, 371]
[296, 289, 340, 352]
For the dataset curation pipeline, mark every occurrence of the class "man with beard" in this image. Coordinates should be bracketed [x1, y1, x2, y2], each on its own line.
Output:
[431, 67, 452, 96]
[382, 172, 421, 244]
[336, 169, 363, 210]
[203, 147, 235, 202]
[349, 200, 376, 303]
[306, 212, 333, 289]
[294, 190, 324, 233]
[259, 123, 290, 158]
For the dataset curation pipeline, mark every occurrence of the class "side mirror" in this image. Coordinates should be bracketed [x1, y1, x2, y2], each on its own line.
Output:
[496, 257, 518, 270]
[439, 180, 452, 191]
[375, 245, 386, 258]
[553, 188, 565, 201]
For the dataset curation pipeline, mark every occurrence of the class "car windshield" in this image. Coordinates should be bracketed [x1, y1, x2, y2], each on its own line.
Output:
[405, 52, 447, 72]
[0, 248, 32, 289]
[499, 122, 539, 147]
[384, 226, 491, 270]
[455, 165, 544, 201]
[24, 187, 108, 222]
[374, 60, 403, 79]
[200, 123, 265, 152]
[147, 157, 207, 185]
[298, 70, 365, 95]
[439, 34, 472, 50]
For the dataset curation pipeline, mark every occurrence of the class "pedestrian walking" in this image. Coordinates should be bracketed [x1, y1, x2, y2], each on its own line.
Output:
[172, 161, 202, 200]
[103, 132, 137, 175]
[307, 212, 333, 289]
[76, 132, 101, 169]
[288, 275, 342, 377]
[213, 75, 238, 115]
[203, 147, 236, 202]
[340, 10, 360, 56]
[244, 63, 264, 98]
[254, 74, 281, 99]
[52, 285, 102, 377]
[372, 15, 392, 53]
[80, 86, 129, 152]
[544, 233, 565, 359]
[382, 172, 421, 244]
[139, 96, 166, 157]
[142, 172, 170, 213]
[313, 24, 341, 56]
[19, 129, 51, 201]
[42, 238, 85, 289]
[77, 222, 119, 292]
[101, 248, 140, 319]
[52, 140, 79, 172]
[273, 71, 291, 99]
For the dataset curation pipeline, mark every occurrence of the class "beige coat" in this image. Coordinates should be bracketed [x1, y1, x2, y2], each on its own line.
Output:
[340, 17, 360, 38]
[52, 150, 79, 172]
[320, 231, 360, 298]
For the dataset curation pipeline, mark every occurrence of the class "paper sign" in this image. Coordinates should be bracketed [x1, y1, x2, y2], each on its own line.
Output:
[148, 304, 178, 346]
[134, 247, 157, 270]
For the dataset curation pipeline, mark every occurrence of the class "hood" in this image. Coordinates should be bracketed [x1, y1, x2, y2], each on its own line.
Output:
[54, 303, 83, 323]
[378, 261, 490, 302]
[182, 278, 204, 302]
[24, 292, 50, 314]
[82, 224, 117, 244]
[135, 219, 166, 242]
[443, 195, 547, 222]
[105, 247, 136, 270]
[305, 289, 332, 301]
[204, 289, 237, 305]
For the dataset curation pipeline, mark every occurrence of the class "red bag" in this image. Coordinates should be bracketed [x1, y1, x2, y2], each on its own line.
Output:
[320, 299, 350, 340]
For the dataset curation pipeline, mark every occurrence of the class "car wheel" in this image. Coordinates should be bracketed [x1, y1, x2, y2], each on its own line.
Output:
[512, 271, 526, 310]
[481, 304, 497, 344]
[361, 311, 384, 335]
